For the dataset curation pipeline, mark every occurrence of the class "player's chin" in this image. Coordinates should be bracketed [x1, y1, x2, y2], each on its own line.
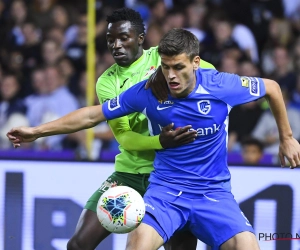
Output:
[114, 58, 129, 67]
[169, 88, 182, 96]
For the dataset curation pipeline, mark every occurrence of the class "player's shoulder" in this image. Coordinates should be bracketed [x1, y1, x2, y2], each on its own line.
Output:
[198, 68, 240, 89]
[198, 68, 219, 81]
[98, 64, 118, 81]
[200, 59, 215, 69]
[200, 68, 238, 81]
[96, 64, 118, 87]
[143, 46, 159, 60]
[128, 79, 149, 93]
[144, 46, 159, 55]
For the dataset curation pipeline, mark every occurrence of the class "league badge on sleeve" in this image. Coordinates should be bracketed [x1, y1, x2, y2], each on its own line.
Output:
[240, 77, 249, 87]
[240, 76, 260, 96]
[108, 96, 121, 111]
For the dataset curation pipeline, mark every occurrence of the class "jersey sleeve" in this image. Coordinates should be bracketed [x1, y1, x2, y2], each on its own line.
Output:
[202, 71, 266, 107]
[102, 80, 148, 120]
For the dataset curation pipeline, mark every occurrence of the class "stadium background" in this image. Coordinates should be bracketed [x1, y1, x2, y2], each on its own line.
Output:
[0, 0, 300, 249]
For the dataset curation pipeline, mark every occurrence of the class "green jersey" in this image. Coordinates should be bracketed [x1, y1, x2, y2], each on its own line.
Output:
[96, 46, 215, 174]
[96, 47, 160, 174]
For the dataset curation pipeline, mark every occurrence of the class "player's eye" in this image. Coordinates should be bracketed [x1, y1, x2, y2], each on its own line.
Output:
[174, 65, 184, 70]
[121, 36, 129, 41]
[107, 38, 114, 44]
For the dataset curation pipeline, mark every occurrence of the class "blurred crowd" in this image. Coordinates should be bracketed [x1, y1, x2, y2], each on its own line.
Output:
[0, 0, 300, 164]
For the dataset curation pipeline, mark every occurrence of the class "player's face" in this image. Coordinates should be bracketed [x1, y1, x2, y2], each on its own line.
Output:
[106, 21, 144, 67]
[160, 53, 200, 98]
[242, 145, 262, 165]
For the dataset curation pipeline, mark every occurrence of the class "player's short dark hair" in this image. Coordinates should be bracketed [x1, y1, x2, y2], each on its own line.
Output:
[241, 137, 264, 152]
[158, 28, 199, 61]
[106, 8, 145, 35]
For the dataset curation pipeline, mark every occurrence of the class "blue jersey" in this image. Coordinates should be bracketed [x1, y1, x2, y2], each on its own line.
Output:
[102, 69, 266, 193]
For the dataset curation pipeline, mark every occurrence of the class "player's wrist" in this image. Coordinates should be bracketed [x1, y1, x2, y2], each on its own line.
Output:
[152, 135, 163, 149]
[33, 126, 44, 138]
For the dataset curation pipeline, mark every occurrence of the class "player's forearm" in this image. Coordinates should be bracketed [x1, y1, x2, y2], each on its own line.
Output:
[116, 131, 162, 151]
[33, 106, 105, 138]
[264, 79, 293, 140]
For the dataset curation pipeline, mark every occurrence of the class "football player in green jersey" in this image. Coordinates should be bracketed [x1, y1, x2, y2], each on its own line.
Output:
[66, 7, 215, 250]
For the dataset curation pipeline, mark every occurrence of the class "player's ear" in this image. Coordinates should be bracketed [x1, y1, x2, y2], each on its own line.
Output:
[193, 56, 200, 70]
[138, 33, 145, 45]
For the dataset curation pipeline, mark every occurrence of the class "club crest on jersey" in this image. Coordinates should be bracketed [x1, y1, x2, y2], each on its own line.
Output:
[108, 96, 120, 111]
[197, 100, 211, 115]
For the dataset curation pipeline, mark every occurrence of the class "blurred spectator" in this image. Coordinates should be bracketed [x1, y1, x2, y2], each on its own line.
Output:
[144, 21, 164, 49]
[220, 0, 285, 54]
[7, 0, 29, 47]
[41, 39, 64, 66]
[45, 26, 65, 48]
[66, 13, 87, 70]
[241, 137, 264, 165]
[162, 7, 185, 33]
[51, 5, 70, 30]
[6, 50, 24, 80]
[0, 74, 29, 148]
[31, 0, 57, 30]
[147, 0, 167, 25]
[252, 90, 300, 155]
[25, 66, 79, 150]
[261, 18, 294, 74]
[201, 15, 244, 67]
[267, 46, 297, 95]
[57, 56, 79, 96]
[232, 24, 259, 63]
[218, 56, 238, 74]
[238, 60, 261, 77]
[50, 5, 78, 48]
[19, 21, 41, 71]
[185, 2, 207, 42]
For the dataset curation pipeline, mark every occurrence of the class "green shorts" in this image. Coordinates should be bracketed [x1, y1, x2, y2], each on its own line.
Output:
[84, 171, 150, 212]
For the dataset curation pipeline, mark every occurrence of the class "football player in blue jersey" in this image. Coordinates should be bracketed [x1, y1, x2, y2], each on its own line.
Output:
[7, 28, 300, 250]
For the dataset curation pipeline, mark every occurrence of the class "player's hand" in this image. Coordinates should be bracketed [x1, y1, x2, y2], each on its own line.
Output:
[159, 123, 197, 148]
[145, 66, 169, 102]
[278, 137, 300, 169]
[6, 127, 38, 148]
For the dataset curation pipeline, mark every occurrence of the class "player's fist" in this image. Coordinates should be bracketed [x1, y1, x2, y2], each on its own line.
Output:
[6, 127, 38, 148]
[159, 123, 197, 148]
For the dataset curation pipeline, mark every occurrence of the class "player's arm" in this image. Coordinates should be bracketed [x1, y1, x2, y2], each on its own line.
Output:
[145, 59, 215, 101]
[7, 105, 106, 147]
[108, 117, 161, 150]
[263, 79, 300, 168]
[96, 77, 164, 150]
[97, 78, 196, 151]
[108, 118, 195, 150]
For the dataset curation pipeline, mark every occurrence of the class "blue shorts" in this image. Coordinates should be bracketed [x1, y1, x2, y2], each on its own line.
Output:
[142, 184, 254, 250]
